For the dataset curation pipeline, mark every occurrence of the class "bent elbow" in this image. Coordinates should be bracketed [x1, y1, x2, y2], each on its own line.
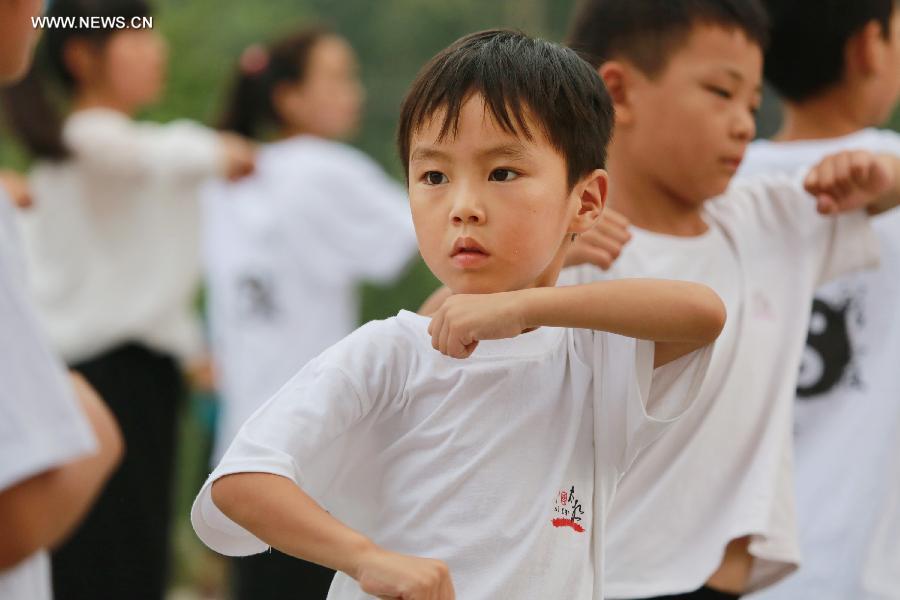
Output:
[696, 286, 727, 344]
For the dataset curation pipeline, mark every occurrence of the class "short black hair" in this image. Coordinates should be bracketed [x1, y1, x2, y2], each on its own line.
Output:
[397, 29, 614, 188]
[762, 0, 897, 102]
[567, 0, 769, 76]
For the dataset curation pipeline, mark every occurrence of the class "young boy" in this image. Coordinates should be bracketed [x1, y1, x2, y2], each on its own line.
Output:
[192, 29, 726, 600]
[565, 1, 900, 599]
[0, 2, 123, 599]
[739, 2, 900, 599]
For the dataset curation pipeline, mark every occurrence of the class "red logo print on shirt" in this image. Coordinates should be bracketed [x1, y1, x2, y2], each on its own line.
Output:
[552, 485, 585, 533]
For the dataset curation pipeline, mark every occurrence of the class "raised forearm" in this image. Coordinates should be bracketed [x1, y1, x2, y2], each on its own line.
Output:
[521, 279, 725, 344]
[211, 472, 375, 577]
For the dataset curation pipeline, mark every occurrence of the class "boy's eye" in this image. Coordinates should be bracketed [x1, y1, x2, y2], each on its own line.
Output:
[706, 85, 733, 100]
[488, 168, 519, 182]
[423, 171, 448, 185]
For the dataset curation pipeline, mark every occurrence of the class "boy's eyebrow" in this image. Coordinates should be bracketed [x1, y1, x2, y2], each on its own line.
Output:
[409, 143, 532, 163]
[475, 143, 531, 161]
[410, 147, 449, 163]
[723, 67, 763, 94]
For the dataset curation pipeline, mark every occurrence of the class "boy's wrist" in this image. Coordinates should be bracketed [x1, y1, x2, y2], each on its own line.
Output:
[342, 535, 381, 581]
[518, 286, 556, 330]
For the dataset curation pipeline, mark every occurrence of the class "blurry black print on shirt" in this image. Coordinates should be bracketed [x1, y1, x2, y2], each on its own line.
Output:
[552, 485, 586, 533]
[235, 272, 279, 322]
[797, 284, 867, 398]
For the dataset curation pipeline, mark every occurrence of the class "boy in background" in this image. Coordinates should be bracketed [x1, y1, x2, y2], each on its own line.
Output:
[566, 0, 900, 598]
[741, 1, 900, 599]
[0, 2, 123, 599]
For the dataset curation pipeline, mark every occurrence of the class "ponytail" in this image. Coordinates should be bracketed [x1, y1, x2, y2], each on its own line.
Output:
[219, 26, 332, 140]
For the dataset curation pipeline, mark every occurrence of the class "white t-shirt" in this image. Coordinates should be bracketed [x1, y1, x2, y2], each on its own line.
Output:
[741, 129, 900, 600]
[561, 174, 880, 598]
[202, 136, 417, 463]
[17, 108, 224, 364]
[0, 194, 98, 600]
[192, 310, 712, 599]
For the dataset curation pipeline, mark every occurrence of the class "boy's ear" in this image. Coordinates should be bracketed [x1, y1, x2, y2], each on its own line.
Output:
[569, 168, 608, 234]
[598, 61, 634, 126]
[848, 20, 888, 77]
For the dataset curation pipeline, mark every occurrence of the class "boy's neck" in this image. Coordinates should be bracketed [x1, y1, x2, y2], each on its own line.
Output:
[775, 90, 872, 142]
[606, 151, 709, 237]
[72, 91, 137, 117]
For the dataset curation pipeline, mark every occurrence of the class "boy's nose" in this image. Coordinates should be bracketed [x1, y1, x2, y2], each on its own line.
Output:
[449, 193, 486, 225]
[731, 109, 756, 142]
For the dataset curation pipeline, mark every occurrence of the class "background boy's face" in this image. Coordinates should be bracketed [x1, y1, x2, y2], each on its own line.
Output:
[407, 94, 602, 294]
[872, 8, 900, 124]
[616, 24, 762, 205]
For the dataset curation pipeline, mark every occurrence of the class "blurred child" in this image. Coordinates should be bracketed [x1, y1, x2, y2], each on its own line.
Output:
[566, 0, 900, 598]
[2, 0, 254, 598]
[0, 2, 122, 599]
[193, 29, 724, 600]
[203, 26, 418, 599]
[739, 2, 900, 599]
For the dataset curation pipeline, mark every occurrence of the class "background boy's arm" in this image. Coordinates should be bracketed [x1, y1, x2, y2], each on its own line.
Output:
[804, 151, 900, 216]
[211, 472, 454, 600]
[0, 373, 122, 569]
[428, 279, 725, 367]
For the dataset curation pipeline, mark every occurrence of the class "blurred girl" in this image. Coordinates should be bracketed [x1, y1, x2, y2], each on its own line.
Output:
[205, 26, 416, 599]
[2, 1, 254, 598]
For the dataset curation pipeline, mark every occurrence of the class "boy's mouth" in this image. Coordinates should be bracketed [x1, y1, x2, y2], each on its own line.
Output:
[450, 237, 490, 268]
[720, 155, 744, 172]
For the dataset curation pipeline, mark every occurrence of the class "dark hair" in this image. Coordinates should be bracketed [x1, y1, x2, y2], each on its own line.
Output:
[1, 0, 151, 159]
[762, 0, 897, 102]
[567, 0, 769, 75]
[397, 29, 615, 188]
[219, 26, 332, 139]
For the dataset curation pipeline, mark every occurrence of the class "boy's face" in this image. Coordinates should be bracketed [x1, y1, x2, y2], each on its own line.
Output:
[407, 94, 605, 294]
[872, 8, 900, 123]
[612, 24, 762, 205]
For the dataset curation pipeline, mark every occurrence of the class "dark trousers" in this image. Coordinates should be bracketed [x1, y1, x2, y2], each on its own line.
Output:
[52, 343, 183, 600]
[232, 549, 335, 600]
[633, 586, 741, 600]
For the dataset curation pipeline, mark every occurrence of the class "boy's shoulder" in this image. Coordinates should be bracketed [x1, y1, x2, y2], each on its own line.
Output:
[741, 128, 900, 177]
[322, 310, 428, 364]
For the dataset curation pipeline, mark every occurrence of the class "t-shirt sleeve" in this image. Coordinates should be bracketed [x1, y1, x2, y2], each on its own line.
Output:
[585, 331, 713, 475]
[190, 319, 408, 556]
[64, 112, 223, 181]
[297, 149, 417, 284]
[0, 252, 97, 493]
[718, 173, 880, 287]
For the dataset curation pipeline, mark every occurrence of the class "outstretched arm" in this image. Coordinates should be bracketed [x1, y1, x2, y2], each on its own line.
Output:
[212, 472, 455, 600]
[428, 279, 725, 367]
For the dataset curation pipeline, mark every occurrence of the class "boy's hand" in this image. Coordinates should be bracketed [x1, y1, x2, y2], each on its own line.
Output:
[354, 547, 455, 600]
[428, 292, 527, 359]
[564, 207, 631, 270]
[219, 132, 257, 181]
[0, 170, 32, 209]
[804, 151, 895, 215]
